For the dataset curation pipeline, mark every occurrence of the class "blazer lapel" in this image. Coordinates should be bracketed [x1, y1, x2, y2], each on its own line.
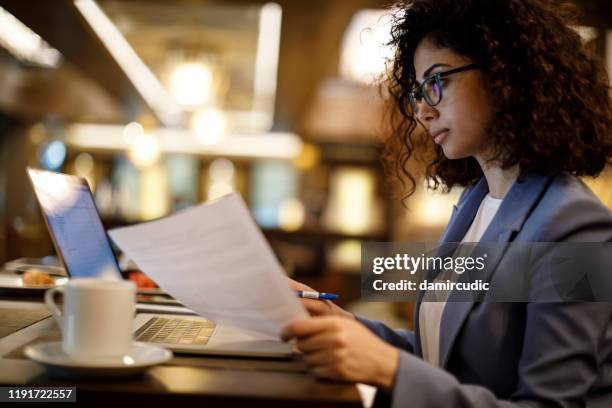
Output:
[438, 177, 489, 243]
[435, 171, 555, 368]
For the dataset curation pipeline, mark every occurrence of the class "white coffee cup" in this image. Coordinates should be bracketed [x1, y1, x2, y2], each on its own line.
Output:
[45, 278, 135, 361]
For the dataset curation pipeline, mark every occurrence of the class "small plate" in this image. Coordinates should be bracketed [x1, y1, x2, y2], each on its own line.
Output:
[0, 273, 164, 297]
[0, 274, 68, 297]
[136, 287, 166, 295]
[24, 342, 172, 379]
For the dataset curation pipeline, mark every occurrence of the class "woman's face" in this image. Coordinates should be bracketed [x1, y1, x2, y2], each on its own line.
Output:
[413, 38, 494, 161]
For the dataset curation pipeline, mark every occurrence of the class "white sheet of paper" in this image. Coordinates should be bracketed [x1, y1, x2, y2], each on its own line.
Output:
[108, 193, 307, 339]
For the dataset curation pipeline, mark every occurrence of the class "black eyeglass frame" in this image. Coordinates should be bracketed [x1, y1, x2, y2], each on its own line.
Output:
[409, 63, 479, 113]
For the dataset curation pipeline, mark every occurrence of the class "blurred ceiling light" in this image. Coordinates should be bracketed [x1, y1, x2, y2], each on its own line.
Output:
[191, 109, 227, 145]
[122, 121, 144, 144]
[67, 124, 302, 160]
[0, 7, 62, 67]
[253, 3, 282, 114]
[125, 124, 160, 168]
[169, 62, 214, 108]
[278, 198, 305, 232]
[74, 0, 184, 127]
[340, 9, 395, 85]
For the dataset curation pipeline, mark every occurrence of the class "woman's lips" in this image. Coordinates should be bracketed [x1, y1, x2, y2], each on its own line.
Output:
[431, 129, 449, 145]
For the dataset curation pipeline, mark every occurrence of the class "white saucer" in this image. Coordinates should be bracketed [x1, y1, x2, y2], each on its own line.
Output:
[24, 342, 173, 378]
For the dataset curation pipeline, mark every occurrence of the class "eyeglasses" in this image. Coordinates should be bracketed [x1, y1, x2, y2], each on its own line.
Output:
[409, 63, 479, 114]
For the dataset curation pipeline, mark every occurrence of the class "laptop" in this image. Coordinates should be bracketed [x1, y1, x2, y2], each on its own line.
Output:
[26, 167, 293, 358]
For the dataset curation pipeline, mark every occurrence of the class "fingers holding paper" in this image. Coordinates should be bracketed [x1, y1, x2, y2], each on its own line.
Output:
[281, 316, 400, 391]
[288, 278, 355, 319]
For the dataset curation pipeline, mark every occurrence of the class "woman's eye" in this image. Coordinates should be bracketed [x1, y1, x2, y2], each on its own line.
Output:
[425, 78, 438, 88]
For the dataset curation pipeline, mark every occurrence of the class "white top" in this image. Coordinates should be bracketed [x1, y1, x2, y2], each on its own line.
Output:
[419, 194, 503, 366]
[461, 194, 503, 242]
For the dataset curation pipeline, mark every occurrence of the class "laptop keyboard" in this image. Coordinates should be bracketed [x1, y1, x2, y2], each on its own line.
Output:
[134, 317, 216, 345]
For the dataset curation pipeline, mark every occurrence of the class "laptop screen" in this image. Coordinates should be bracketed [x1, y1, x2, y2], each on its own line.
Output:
[27, 168, 122, 280]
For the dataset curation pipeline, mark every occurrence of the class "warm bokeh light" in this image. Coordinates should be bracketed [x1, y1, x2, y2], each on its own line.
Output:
[583, 169, 612, 208]
[68, 124, 302, 160]
[74, 152, 94, 175]
[328, 239, 362, 271]
[324, 167, 377, 235]
[411, 182, 463, 227]
[209, 158, 235, 183]
[139, 164, 169, 220]
[278, 198, 305, 231]
[294, 143, 320, 170]
[340, 9, 395, 85]
[192, 109, 227, 145]
[75, 0, 183, 126]
[126, 129, 161, 168]
[169, 62, 214, 107]
[122, 122, 144, 145]
[74, 152, 95, 190]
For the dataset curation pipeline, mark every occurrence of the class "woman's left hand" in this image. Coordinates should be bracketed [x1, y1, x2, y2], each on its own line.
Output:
[281, 316, 399, 391]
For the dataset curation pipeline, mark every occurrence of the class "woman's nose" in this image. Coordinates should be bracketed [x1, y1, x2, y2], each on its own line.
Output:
[416, 103, 439, 123]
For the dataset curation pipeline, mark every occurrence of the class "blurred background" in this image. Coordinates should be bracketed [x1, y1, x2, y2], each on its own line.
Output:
[0, 0, 610, 329]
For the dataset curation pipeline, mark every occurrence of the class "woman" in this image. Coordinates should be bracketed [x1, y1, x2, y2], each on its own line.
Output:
[281, 0, 612, 407]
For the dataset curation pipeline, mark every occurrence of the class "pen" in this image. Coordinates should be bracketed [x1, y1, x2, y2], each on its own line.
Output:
[297, 290, 339, 301]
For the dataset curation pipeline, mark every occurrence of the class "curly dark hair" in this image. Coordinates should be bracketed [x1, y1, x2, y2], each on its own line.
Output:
[382, 0, 612, 197]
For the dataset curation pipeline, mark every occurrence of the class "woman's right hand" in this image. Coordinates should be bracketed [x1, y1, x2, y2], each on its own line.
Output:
[289, 278, 355, 320]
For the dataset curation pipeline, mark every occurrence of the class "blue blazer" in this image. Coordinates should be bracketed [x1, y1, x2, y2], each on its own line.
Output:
[359, 171, 612, 407]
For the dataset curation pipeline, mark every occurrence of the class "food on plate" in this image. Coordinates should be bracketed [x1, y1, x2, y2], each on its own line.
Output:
[22, 268, 55, 286]
[127, 271, 158, 289]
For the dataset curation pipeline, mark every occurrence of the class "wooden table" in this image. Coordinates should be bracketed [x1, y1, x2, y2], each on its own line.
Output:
[0, 299, 363, 407]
